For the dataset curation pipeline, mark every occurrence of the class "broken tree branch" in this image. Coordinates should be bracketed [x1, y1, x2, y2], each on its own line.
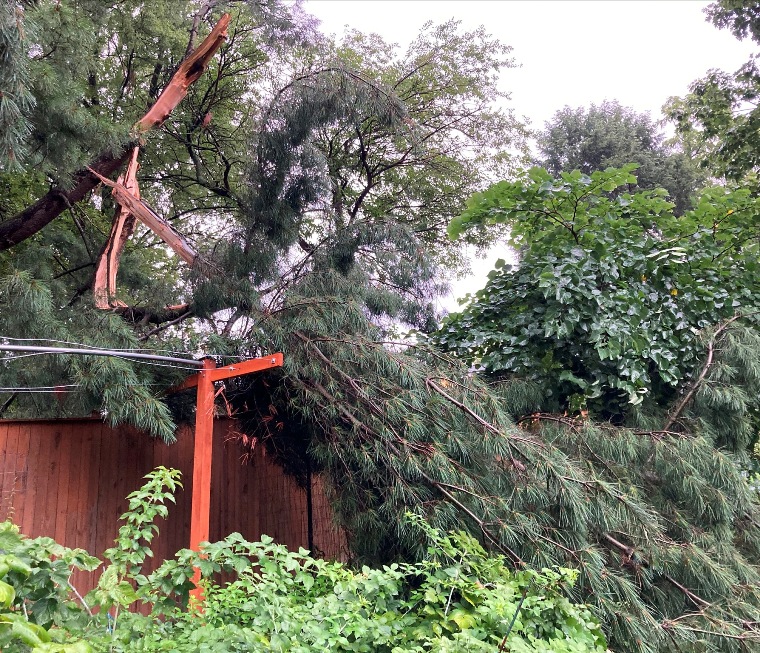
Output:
[600, 533, 710, 609]
[663, 313, 749, 432]
[93, 146, 141, 308]
[137, 14, 230, 132]
[0, 14, 230, 251]
[88, 168, 198, 265]
[138, 309, 194, 341]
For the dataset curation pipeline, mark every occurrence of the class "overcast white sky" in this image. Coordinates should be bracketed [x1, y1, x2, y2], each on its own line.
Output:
[303, 1, 757, 309]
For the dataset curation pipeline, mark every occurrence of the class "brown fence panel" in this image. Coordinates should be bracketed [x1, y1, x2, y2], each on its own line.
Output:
[0, 417, 346, 595]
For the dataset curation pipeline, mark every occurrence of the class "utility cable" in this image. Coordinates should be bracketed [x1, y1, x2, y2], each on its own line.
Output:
[0, 336, 246, 361]
[0, 344, 204, 368]
[0, 352, 200, 372]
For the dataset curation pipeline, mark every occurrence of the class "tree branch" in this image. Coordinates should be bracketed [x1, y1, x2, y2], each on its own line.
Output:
[138, 309, 194, 341]
[0, 14, 230, 251]
[662, 313, 750, 431]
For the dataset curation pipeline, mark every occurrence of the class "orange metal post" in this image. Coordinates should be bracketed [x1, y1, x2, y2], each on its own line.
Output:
[183, 353, 284, 603]
[189, 358, 215, 601]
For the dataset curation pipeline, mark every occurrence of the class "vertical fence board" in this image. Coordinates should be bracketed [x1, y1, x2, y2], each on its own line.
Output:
[85, 423, 104, 555]
[73, 425, 94, 549]
[0, 422, 18, 521]
[36, 424, 60, 538]
[96, 423, 118, 555]
[12, 423, 30, 529]
[54, 423, 74, 546]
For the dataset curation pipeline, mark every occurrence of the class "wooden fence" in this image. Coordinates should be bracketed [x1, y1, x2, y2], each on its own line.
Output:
[0, 417, 346, 593]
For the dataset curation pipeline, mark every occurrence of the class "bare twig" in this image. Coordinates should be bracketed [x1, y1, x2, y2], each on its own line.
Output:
[426, 378, 539, 447]
[663, 314, 751, 432]
[138, 310, 194, 342]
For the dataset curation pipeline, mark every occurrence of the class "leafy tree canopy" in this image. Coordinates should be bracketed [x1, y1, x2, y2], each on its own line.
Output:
[2, 4, 760, 652]
[665, 1, 760, 180]
[441, 166, 760, 425]
[0, 0, 524, 434]
[536, 101, 704, 215]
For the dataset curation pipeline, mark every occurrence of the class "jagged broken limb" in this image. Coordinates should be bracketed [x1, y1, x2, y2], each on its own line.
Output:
[0, 14, 231, 252]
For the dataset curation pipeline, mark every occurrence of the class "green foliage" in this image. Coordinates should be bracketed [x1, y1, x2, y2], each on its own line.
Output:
[134, 519, 604, 653]
[706, 1, 760, 46]
[0, 3, 525, 438]
[666, 2, 760, 180]
[0, 470, 604, 653]
[0, 2, 36, 170]
[441, 166, 760, 419]
[211, 285, 760, 652]
[0, 521, 97, 653]
[537, 101, 704, 215]
[94, 467, 182, 615]
[0, 269, 181, 441]
[221, 18, 525, 331]
[3, 3, 760, 651]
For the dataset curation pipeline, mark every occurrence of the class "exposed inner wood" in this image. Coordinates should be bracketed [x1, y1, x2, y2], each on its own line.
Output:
[93, 147, 141, 308]
[137, 14, 230, 133]
[0, 14, 230, 252]
[88, 168, 198, 266]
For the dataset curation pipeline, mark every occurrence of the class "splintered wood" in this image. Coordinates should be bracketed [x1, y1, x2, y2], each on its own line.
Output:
[93, 147, 140, 308]
[88, 167, 198, 266]
[92, 14, 228, 308]
[136, 14, 230, 133]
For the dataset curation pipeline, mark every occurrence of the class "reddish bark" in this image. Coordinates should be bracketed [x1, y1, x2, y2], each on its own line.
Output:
[0, 14, 230, 252]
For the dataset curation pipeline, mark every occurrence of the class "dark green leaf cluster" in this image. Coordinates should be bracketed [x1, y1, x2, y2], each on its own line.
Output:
[440, 167, 760, 419]
[0, 520, 98, 652]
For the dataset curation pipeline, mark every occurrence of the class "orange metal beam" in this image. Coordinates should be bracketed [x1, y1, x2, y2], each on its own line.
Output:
[168, 353, 284, 392]
[207, 353, 283, 382]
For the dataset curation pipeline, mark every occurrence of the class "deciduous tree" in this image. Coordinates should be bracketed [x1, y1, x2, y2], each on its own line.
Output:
[537, 101, 703, 215]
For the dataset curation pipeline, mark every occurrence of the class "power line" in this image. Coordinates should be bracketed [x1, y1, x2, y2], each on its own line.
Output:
[0, 387, 77, 394]
[0, 336, 245, 361]
[0, 344, 204, 368]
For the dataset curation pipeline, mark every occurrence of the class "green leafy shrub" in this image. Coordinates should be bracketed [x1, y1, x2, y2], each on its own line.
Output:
[0, 468, 605, 653]
[440, 166, 760, 419]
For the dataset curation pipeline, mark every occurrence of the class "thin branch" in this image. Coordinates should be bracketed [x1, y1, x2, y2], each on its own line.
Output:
[601, 533, 710, 609]
[138, 310, 194, 341]
[185, 1, 217, 57]
[426, 377, 538, 446]
[0, 393, 18, 417]
[663, 313, 755, 431]
[663, 574, 711, 609]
